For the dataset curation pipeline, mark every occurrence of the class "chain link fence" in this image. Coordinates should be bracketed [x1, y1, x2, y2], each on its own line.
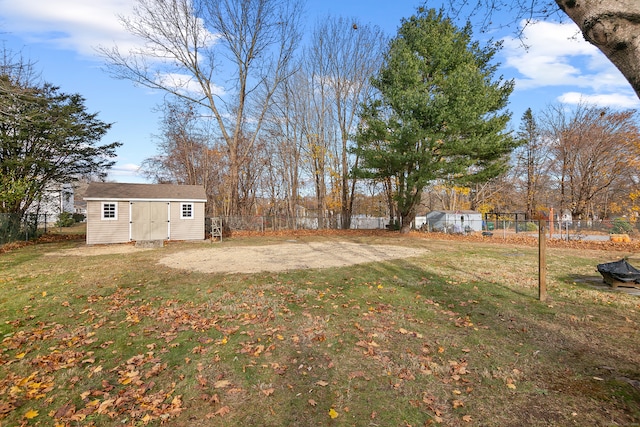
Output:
[206, 215, 390, 235]
[0, 213, 52, 245]
[205, 214, 636, 242]
[423, 217, 636, 241]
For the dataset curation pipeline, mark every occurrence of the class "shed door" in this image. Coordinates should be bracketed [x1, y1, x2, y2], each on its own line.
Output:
[131, 202, 168, 240]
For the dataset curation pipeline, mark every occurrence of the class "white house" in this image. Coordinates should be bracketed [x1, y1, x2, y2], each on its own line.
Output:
[26, 183, 74, 225]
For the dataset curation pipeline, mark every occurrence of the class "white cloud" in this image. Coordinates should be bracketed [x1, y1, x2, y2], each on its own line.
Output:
[156, 72, 226, 97]
[501, 20, 636, 101]
[557, 92, 640, 109]
[0, 0, 141, 56]
[111, 162, 141, 174]
[108, 162, 146, 183]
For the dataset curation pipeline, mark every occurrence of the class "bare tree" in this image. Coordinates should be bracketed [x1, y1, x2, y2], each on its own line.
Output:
[263, 69, 307, 220]
[140, 99, 227, 214]
[469, 177, 516, 213]
[99, 0, 304, 215]
[514, 108, 552, 218]
[304, 16, 386, 228]
[0, 47, 40, 118]
[542, 103, 640, 220]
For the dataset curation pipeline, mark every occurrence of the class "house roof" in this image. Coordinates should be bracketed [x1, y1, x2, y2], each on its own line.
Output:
[84, 182, 207, 202]
[426, 210, 480, 216]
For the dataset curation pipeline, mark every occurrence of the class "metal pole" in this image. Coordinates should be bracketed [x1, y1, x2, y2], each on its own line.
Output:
[539, 220, 547, 301]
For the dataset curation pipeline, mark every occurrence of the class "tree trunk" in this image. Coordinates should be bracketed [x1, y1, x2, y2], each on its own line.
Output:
[556, 0, 640, 98]
[399, 211, 415, 234]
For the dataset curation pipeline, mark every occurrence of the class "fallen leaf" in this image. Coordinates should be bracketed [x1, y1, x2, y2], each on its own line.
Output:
[348, 371, 366, 380]
[308, 399, 317, 407]
[214, 380, 231, 389]
[452, 400, 464, 408]
[262, 388, 275, 396]
[462, 415, 472, 422]
[24, 409, 39, 419]
[52, 402, 76, 419]
[96, 398, 115, 414]
[329, 408, 339, 419]
[315, 380, 329, 387]
[214, 406, 231, 416]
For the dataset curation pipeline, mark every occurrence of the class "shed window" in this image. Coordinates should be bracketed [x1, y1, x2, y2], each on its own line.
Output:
[180, 203, 194, 219]
[102, 202, 117, 220]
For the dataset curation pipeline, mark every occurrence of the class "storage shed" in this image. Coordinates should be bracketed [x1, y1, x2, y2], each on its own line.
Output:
[422, 210, 483, 233]
[84, 182, 207, 245]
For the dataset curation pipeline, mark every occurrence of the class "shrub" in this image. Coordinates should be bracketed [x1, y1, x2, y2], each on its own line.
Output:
[516, 222, 538, 232]
[610, 218, 633, 234]
[55, 212, 75, 227]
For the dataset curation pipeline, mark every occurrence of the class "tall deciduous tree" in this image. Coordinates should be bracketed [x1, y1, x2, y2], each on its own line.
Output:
[354, 8, 517, 233]
[140, 99, 225, 213]
[515, 108, 550, 219]
[0, 74, 119, 218]
[542, 103, 640, 220]
[99, 0, 304, 216]
[305, 17, 386, 229]
[263, 70, 307, 221]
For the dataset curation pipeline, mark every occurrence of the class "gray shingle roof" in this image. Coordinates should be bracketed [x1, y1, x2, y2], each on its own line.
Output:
[84, 182, 207, 201]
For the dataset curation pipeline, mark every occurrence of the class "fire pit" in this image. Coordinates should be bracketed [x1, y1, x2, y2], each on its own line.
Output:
[597, 259, 640, 289]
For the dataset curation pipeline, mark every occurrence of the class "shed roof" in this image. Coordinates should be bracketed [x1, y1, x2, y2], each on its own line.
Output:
[437, 210, 479, 214]
[425, 210, 480, 216]
[84, 182, 207, 202]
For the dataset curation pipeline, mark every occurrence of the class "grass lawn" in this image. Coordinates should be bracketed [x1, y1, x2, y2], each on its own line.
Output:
[1, 231, 639, 426]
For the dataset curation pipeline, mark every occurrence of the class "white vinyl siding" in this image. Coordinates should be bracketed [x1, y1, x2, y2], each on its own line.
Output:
[87, 201, 130, 244]
[170, 202, 204, 240]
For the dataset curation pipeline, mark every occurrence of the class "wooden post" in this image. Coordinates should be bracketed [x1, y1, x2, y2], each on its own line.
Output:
[539, 219, 547, 301]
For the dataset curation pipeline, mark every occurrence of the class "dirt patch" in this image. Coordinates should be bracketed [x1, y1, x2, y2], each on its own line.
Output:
[45, 243, 154, 257]
[158, 241, 428, 274]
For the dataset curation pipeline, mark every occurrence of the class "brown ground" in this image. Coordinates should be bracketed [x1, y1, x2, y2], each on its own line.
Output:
[26, 229, 640, 275]
[158, 240, 428, 274]
[43, 236, 428, 274]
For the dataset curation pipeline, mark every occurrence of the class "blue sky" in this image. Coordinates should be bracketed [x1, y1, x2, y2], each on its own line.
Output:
[1, 0, 637, 183]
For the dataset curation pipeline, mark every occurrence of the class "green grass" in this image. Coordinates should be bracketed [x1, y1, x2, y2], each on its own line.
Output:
[1, 233, 640, 426]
